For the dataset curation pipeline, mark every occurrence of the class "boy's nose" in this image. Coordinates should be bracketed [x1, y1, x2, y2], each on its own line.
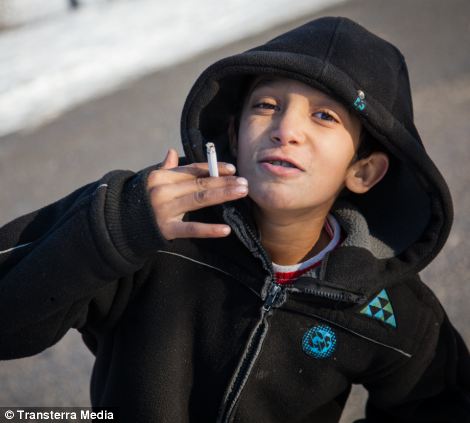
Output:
[270, 109, 306, 146]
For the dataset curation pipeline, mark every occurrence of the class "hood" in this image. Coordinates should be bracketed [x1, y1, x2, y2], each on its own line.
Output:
[180, 16, 453, 277]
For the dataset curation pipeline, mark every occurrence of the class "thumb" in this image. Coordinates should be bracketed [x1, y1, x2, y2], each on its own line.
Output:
[161, 148, 179, 170]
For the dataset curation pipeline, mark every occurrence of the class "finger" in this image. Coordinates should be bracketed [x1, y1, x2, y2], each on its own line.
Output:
[167, 221, 231, 239]
[165, 184, 249, 216]
[171, 161, 236, 178]
[150, 176, 248, 202]
[148, 162, 236, 186]
[161, 148, 179, 170]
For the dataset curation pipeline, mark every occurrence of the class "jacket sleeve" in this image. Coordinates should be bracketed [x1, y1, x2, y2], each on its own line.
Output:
[358, 311, 470, 422]
[0, 164, 168, 360]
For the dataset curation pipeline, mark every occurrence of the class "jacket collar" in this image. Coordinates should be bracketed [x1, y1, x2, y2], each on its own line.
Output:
[215, 198, 412, 299]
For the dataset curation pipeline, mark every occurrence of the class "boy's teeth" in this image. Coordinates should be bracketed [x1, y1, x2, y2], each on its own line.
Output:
[269, 160, 295, 168]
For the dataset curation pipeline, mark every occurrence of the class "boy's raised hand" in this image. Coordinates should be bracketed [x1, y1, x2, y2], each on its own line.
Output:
[146, 149, 248, 240]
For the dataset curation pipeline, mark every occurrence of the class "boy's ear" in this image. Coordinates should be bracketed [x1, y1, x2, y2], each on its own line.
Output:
[345, 152, 389, 194]
[228, 116, 238, 157]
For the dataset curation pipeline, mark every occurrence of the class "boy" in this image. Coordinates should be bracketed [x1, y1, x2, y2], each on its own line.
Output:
[1, 16, 469, 423]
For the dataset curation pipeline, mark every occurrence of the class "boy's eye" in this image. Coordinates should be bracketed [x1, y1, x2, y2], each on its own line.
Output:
[253, 102, 279, 111]
[313, 110, 337, 122]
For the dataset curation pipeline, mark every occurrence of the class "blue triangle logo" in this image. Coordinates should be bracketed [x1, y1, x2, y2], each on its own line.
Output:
[360, 289, 396, 328]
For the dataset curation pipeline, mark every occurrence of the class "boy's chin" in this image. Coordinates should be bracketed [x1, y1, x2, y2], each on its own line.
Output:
[251, 192, 310, 213]
[250, 187, 333, 217]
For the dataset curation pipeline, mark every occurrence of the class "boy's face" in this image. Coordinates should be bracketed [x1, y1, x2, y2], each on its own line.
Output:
[231, 76, 362, 216]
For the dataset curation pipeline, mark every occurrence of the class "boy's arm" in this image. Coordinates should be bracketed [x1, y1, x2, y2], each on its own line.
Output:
[0, 150, 246, 360]
[0, 164, 167, 360]
[358, 313, 470, 423]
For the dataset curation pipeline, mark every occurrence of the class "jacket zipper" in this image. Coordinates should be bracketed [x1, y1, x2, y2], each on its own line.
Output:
[262, 282, 282, 311]
[217, 281, 282, 423]
[291, 284, 366, 304]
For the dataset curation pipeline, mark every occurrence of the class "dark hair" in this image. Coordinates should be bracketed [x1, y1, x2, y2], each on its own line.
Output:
[355, 129, 388, 162]
[231, 76, 254, 138]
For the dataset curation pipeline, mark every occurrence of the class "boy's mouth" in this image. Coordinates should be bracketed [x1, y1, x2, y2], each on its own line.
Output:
[265, 160, 296, 168]
[258, 155, 304, 171]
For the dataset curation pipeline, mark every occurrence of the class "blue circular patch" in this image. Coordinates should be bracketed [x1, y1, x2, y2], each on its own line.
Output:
[302, 325, 337, 359]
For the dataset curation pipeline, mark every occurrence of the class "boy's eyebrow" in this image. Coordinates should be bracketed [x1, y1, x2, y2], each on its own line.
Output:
[319, 97, 350, 114]
[249, 78, 351, 115]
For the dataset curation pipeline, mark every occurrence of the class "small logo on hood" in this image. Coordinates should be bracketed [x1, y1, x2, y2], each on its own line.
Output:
[302, 325, 337, 359]
[353, 90, 366, 111]
[359, 288, 397, 328]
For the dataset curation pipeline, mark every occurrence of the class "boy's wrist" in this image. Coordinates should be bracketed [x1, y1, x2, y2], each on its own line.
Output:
[105, 165, 169, 263]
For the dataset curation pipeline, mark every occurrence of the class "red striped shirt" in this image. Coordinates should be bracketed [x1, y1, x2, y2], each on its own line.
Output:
[273, 215, 343, 285]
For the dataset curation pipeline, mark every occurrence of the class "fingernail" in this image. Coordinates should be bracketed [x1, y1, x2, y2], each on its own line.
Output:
[225, 163, 236, 172]
[234, 186, 248, 194]
[222, 226, 231, 235]
[236, 177, 248, 186]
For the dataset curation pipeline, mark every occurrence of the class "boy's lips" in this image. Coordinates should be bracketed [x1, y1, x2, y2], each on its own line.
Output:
[257, 155, 305, 171]
[257, 154, 305, 177]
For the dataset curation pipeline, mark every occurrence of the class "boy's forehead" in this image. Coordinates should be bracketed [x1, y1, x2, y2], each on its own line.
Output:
[248, 76, 280, 92]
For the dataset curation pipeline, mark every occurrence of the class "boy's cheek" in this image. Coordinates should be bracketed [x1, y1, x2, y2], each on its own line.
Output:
[235, 148, 255, 177]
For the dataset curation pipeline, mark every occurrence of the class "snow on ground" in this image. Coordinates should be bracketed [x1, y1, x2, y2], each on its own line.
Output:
[0, 0, 347, 138]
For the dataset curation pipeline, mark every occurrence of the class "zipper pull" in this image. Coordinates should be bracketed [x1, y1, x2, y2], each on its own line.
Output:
[263, 283, 282, 312]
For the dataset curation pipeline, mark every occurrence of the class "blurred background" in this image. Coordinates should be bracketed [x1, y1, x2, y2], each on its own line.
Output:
[0, 0, 469, 421]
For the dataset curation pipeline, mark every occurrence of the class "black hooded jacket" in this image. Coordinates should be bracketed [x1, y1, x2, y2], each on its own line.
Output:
[1, 17, 469, 423]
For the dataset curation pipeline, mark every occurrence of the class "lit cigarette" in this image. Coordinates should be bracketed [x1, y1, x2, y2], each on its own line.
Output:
[206, 142, 219, 177]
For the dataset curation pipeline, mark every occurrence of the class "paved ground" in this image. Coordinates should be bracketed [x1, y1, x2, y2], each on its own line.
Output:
[0, 0, 469, 421]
